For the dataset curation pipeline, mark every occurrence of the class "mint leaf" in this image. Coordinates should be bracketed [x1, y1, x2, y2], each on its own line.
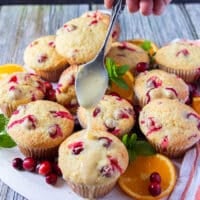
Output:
[0, 134, 16, 148]
[111, 77, 129, 90]
[128, 134, 137, 149]
[122, 134, 128, 146]
[128, 149, 137, 162]
[116, 65, 129, 76]
[140, 40, 151, 52]
[0, 114, 9, 132]
[134, 141, 156, 156]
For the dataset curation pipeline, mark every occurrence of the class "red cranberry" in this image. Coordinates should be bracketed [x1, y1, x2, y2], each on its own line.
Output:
[44, 82, 53, 91]
[98, 137, 112, 148]
[176, 49, 189, 57]
[38, 54, 48, 63]
[12, 158, 23, 170]
[45, 89, 56, 101]
[68, 141, 84, 155]
[148, 182, 161, 196]
[45, 173, 57, 185]
[37, 161, 52, 176]
[23, 157, 37, 172]
[52, 162, 62, 177]
[100, 165, 113, 177]
[136, 62, 149, 73]
[150, 172, 161, 184]
[93, 107, 101, 117]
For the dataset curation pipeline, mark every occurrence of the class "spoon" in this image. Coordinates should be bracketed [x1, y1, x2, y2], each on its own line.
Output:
[75, 0, 125, 108]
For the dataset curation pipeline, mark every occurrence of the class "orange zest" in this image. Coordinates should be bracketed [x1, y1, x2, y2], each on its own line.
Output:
[126, 39, 158, 56]
[107, 70, 134, 102]
[118, 154, 177, 200]
[0, 63, 25, 79]
[192, 97, 200, 115]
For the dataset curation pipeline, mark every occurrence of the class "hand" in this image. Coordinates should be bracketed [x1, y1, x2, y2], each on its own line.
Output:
[104, 0, 172, 16]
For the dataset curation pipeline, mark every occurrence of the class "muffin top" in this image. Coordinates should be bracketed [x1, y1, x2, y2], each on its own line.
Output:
[134, 69, 189, 107]
[23, 35, 68, 71]
[56, 65, 79, 114]
[139, 99, 200, 153]
[106, 41, 149, 74]
[154, 42, 200, 70]
[58, 129, 129, 185]
[0, 72, 46, 115]
[77, 94, 135, 137]
[7, 100, 74, 148]
[55, 17, 112, 65]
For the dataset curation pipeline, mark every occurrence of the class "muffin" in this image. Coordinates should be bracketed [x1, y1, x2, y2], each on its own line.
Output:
[139, 98, 200, 158]
[134, 69, 189, 107]
[7, 100, 74, 159]
[55, 16, 112, 65]
[23, 35, 68, 82]
[77, 94, 135, 137]
[0, 72, 47, 117]
[106, 41, 149, 74]
[58, 129, 129, 199]
[154, 42, 200, 83]
[81, 10, 120, 41]
[55, 65, 79, 115]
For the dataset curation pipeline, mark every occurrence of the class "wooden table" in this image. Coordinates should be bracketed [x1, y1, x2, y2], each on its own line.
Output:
[0, 3, 200, 200]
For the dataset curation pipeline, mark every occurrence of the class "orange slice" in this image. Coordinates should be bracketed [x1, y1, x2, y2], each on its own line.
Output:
[192, 97, 200, 115]
[118, 154, 177, 200]
[126, 39, 158, 56]
[107, 70, 134, 102]
[0, 63, 25, 79]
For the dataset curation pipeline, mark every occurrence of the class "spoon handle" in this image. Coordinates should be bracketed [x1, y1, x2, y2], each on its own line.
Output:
[97, 0, 125, 58]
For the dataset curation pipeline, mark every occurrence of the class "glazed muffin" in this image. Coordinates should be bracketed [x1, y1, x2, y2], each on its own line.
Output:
[139, 98, 200, 158]
[7, 100, 74, 159]
[23, 35, 68, 82]
[56, 65, 79, 115]
[81, 10, 120, 41]
[58, 129, 129, 199]
[106, 41, 149, 74]
[55, 16, 112, 65]
[0, 72, 47, 117]
[77, 94, 135, 137]
[154, 42, 200, 83]
[134, 69, 189, 107]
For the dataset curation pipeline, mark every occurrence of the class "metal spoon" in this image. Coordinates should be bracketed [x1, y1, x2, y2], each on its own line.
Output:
[75, 0, 125, 108]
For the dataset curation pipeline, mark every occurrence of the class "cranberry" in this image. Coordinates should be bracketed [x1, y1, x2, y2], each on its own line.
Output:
[38, 54, 48, 63]
[98, 137, 112, 148]
[23, 157, 37, 172]
[93, 107, 101, 117]
[100, 165, 113, 177]
[45, 89, 56, 101]
[150, 172, 161, 184]
[89, 19, 98, 26]
[48, 124, 63, 139]
[12, 158, 23, 170]
[9, 75, 18, 83]
[176, 49, 189, 57]
[44, 82, 53, 91]
[45, 173, 57, 185]
[52, 162, 62, 177]
[148, 182, 161, 196]
[68, 141, 84, 155]
[136, 62, 149, 73]
[37, 161, 52, 176]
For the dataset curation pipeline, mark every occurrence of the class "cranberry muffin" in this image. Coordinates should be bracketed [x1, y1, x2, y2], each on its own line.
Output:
[77, 94, 135, 137]
[106, 41, 149, 75]
[7, 100, 74, 159]
[139, 98, 200, 158]
[0, 72, 47, 117]
[56, 65, 79, 115]
[154, 42, 200, 83]
[134, 69, 189, 107]
[58, 129, 128, 199]
[55, 16, 112, 65]
[23, 35, 68, 82]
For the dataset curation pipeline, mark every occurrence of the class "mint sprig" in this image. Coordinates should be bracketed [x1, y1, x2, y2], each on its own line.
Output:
[105, 57, 130, 90]
[0, 114, 16, 148]
[140, 40, 152, 52]
[122, 133, 156, 162]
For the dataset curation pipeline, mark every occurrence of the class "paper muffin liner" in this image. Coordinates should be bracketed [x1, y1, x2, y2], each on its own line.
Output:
[35, 64, 68, 82]
[66, 178, 117, 199]
[0, 103, 16, 118]
[158, 64, 199, 83]
[19, 146, 58, 160]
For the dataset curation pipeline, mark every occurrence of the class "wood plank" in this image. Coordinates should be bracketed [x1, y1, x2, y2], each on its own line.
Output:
[92, 4, 198, 46]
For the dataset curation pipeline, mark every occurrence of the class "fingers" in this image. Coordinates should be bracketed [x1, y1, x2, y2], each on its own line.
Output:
[139, 0, 154, 16]
[104, 0, 114, 9]
[126, 0, 139, 13]
[153, 0, 165, 15]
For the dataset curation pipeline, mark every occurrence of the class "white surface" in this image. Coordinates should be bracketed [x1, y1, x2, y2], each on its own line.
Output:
[0, 147, 132, 200]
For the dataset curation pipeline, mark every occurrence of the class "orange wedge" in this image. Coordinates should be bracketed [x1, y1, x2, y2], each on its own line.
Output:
[126, 39, 158, 56]
[118, 154, 177, 200]
[107, 70, 134, 102]
[192, 97, 200, 115]
[0, 63, 25, 79]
